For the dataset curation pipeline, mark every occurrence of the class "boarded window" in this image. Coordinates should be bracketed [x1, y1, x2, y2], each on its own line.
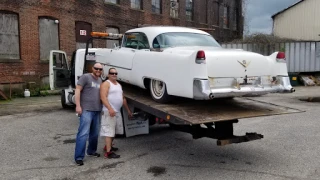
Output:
[0, 12, 20, 60]
[200, 0, 207, 24]
[152, 0, 161, 14]
[39, 18, 59, 61]
[75, 21, 92, 49]
[186, 0, 193, 21]
[233, 8, 238, 31]
[105, 0, 118, 4]
[106, 27, 120, 48]
[212, 1, 219, 25]
[131, 0, 142, 9]
[170, 0, 179, 18]
[223, 6, 230, 29]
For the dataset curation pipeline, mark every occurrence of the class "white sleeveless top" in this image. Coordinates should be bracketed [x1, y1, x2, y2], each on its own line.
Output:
[102, 80, 123, 112]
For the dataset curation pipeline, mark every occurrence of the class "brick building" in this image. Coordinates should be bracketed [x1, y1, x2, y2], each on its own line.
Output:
[0, 0, 243, 95]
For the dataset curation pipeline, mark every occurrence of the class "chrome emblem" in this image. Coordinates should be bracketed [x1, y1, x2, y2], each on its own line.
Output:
[238, 60, 251, 68]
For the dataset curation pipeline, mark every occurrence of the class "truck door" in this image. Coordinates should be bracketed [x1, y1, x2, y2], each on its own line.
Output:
[49, 50, 70, 90]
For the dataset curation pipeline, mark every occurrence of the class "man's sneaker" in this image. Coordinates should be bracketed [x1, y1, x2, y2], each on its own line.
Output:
[103, 145, 119, 152]
[75, 160, 84, 166]
[104, 152, 120, 159]
[87, 152, 100, 157]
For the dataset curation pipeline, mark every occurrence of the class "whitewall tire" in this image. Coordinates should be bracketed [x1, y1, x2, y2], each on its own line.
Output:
[149, 79, 172, 103]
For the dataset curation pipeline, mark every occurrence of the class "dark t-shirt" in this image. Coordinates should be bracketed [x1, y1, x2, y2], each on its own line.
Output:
[77, 73, 102, 111]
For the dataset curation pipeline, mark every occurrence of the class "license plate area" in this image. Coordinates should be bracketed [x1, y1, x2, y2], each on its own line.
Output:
[237, 76, 258, 85]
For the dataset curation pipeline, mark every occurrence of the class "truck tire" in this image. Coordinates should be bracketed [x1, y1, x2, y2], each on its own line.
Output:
[61, 90, 69, 109]
[150, 79, 172, 103]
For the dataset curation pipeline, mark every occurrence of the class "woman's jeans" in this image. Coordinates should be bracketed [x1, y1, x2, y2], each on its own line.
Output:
[74, 110, 101, 161]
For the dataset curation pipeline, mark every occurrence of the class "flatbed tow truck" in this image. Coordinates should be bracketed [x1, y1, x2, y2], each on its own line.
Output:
[49, 31, 302, 146]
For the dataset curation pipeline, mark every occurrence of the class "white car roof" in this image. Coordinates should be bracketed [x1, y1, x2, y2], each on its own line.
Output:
[125, 26, 211, 44]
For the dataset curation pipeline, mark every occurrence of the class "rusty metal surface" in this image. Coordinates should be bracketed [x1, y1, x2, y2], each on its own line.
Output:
[123, 84, 303, 125]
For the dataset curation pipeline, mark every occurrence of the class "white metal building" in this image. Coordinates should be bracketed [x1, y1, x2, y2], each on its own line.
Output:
[272, 0, 320, 41]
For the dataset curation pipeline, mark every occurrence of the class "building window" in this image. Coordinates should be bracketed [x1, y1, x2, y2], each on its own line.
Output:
[170, 0, 179, 18]
[106, 27, 120, 48]
[152, 0, 161, 14]
[104, 0, 118, 4]
[200, 0, 207, 24]
[233, 8, 238, 30]
[0, 11, 20, 60]
[223, 6, 230, 29]
[131, 0, 142, 9]
[39, 17, 59, 61]
[213, 1, 219, 25]
[186, 0, 193, 21]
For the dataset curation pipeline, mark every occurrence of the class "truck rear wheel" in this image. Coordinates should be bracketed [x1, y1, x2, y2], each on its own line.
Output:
[150, 79, 172, 103]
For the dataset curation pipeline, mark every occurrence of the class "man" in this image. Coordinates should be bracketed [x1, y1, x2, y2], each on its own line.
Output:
[100, 68, 132, 158]
[74, 63, 103, 166]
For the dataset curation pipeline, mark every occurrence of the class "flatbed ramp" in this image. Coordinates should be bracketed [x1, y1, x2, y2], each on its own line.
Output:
[123, 84, 302, 125]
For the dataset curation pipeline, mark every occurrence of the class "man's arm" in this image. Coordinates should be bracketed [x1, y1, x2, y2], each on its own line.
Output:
[75, 85, 83, 114]
[100, 81, 116, 116]
[123, 94, 132, 117]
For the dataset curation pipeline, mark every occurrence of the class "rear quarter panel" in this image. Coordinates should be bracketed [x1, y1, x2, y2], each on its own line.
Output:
[268, 52, 289, 76]
[130, 50, 208, 98]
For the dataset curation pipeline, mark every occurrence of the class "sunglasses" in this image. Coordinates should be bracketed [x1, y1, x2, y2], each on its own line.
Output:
[93, 67, 103, 71]
[109, 72, 118, 75]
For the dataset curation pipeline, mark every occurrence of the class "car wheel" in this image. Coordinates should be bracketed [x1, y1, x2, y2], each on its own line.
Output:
[149, 79, 172, 103]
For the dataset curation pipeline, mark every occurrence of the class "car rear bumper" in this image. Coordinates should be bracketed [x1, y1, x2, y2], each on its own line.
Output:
[193, 76, 295, 100]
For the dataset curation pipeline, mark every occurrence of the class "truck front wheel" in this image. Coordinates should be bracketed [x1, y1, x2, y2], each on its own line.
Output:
[61, 90, 69, 109]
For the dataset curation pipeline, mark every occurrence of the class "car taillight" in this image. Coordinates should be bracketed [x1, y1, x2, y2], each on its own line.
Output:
[196, 50, 206, 64]
[276, 52, 286, 63]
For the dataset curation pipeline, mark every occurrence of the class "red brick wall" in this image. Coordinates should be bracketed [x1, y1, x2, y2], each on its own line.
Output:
[0, 0, 242, 84]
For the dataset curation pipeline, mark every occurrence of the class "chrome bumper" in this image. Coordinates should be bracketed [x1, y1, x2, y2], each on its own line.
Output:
[193, 76, 295, 100]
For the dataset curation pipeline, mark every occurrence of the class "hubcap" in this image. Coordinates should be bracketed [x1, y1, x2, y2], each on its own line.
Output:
[152, 80, 164, 97]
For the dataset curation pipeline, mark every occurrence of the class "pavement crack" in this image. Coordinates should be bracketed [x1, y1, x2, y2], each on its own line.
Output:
[9, 165, 72, 173]
[166, 163, 202, 168]
[126, 152, 149, 161]
[56, 133, 75, 137]
[72, 161, 125, 178]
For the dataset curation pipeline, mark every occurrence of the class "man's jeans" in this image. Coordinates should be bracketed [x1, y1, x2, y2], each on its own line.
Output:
[74, 110, 101, 161]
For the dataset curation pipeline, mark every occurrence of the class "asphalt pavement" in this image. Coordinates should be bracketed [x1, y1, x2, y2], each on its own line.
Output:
[0, 86, 320, 180]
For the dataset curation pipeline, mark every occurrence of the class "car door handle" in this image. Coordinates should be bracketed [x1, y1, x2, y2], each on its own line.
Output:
[131, 49, 135, 52]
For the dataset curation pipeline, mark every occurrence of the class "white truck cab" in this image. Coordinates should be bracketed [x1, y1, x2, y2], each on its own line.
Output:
[49, 48, 107, 108]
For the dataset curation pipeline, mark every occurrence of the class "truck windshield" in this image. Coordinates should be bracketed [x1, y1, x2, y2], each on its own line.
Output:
[152, 32, 221, 49]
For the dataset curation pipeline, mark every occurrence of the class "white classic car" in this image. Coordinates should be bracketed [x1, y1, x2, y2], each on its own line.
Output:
[94, 26, 294, 103]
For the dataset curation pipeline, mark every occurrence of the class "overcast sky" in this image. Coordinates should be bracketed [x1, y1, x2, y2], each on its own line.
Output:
[245, 0, 301, 35]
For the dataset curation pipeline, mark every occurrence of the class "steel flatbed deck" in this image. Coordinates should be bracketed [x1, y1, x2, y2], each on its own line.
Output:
[123, 84, 302, 125]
